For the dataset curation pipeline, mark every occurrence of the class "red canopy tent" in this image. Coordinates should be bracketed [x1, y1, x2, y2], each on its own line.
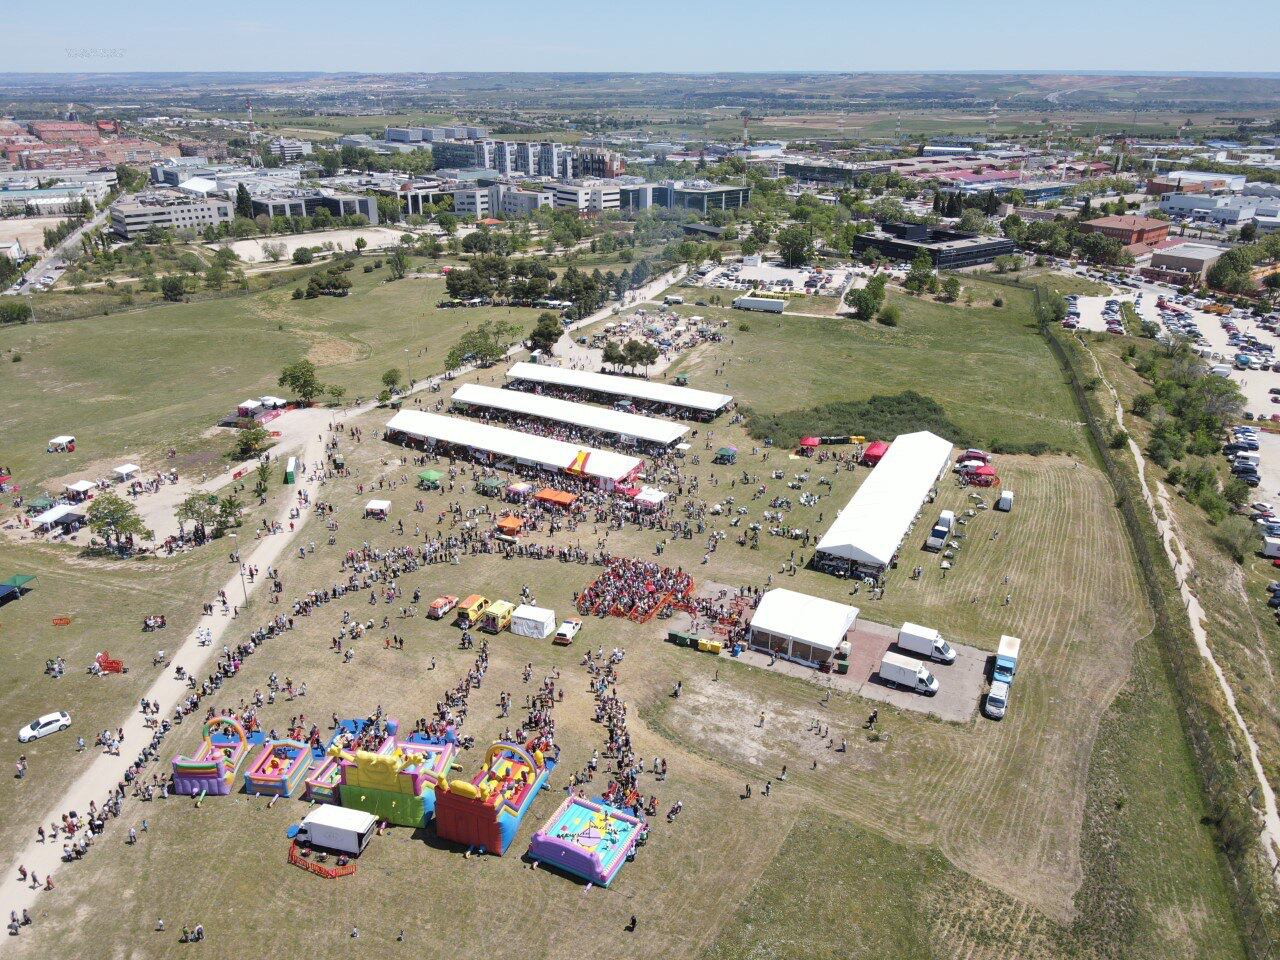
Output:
[861, 440, 890, 466]
[799, 437, 821, 448]
[535, 488, 577, 508]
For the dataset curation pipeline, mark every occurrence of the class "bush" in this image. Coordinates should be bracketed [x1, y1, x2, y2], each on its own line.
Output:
[745, 391, 973, 448]
[738, 322, 750, 332]
[292, 247, 315, 265]
[11, 352, 21, 362]
[877, 304, 900, 326]
[993, 296, 1004, 308]
[291, 288, 304, 300]
[0, 300, 33, 325]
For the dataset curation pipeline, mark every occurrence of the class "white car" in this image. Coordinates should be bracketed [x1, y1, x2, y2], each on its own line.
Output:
[984, 682, 1009, 720]
[19, 710, 70, 743]
[553, 618, 582, 645]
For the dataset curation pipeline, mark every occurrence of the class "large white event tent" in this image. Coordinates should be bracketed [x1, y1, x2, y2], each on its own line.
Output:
[384, 409, 642, 489]
[505, 362, 732, 416]
[451, 383, 688, 447]
[749, 588, 859, 666]
[815, 431, 954, 578]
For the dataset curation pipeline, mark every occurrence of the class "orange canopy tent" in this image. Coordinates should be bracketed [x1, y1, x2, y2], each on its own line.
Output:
[535, 488, 577, 508]
[496, 516, 525, 535]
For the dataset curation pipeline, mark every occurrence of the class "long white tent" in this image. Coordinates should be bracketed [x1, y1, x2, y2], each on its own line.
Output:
[506, 362, 732, 416]
[815, 431, 954, 575]
[452, 383, 688, 447]
[385, 409, 642, 488]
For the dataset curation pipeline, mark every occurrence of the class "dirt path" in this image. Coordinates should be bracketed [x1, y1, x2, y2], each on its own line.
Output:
[1080, 334, 1280, 882]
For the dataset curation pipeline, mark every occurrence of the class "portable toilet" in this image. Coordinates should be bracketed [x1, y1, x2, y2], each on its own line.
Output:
[284, 456, 297, 485]
[997, 489, 1014, 512]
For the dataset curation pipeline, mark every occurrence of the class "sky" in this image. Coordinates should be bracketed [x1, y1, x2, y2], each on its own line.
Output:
[4, 0, 1279, 75]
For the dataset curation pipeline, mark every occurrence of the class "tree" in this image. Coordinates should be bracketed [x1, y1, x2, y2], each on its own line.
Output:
[235, 425, 270, 458]
[292, 247, 314, 265]
[957, 208, 995, 236]
[87, 492, 153, 552]
[940, 275, 962, 302]
[278, 358, 325, 404]
[375, 194, 403, 224]
[175, 492, 219, 542]
[217, 494, 244, 531]
[445, 319, 521, 370]
[775, 225, 814, 268]
[387, 249, 409, 280]
[262, 241, 286, 263]
[381, 367, 403, 392]
[235, 183, 253, 220]
[904, 252, 934, 293]
[602, 341, 627, 370]
[254, 460, 271, 496]
[160, 274, 186, 302]
[847, 288, 879, 320]
[436, 212, 458, 235]
[354, 236, 368, 255]
[528, 312, 563, 354]
[0, 300, 32, 325]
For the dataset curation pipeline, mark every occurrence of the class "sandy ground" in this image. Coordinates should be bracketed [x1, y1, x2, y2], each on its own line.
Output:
[0, 216, 63, 257]
[208, 226, 427, 264]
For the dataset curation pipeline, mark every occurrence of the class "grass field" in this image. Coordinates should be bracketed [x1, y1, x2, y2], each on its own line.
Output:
[0, 258, 544, 489]
[667, 278, 1088, 457]
[0, 270, 1251, 959]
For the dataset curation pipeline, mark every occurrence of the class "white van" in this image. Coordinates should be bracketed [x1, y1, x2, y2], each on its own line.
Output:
[984, 681, 1010, 719]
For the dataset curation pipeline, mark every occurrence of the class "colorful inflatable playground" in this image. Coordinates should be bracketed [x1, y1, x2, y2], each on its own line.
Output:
[434, 739, 557, 855]
[527, 796, 646, 886]
[244, 739, 312, 798]
[330, 731, 457, 827]
[171, 717, 249, 796]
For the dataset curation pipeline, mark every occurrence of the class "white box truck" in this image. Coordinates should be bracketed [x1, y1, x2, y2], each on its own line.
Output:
[1265, 536, 1280, 560]
[996, 489, 1014, 512]
[897, 622, 956, 664]
[294, 806, 377, 856]
[879, 651, 939, 696]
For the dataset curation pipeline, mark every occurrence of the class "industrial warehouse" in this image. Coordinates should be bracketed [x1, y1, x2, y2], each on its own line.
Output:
[505, 362, 733, 420]
[814, 431, 955, 580]
[450, 383, 689, 449]
[383, 408, 643, 490]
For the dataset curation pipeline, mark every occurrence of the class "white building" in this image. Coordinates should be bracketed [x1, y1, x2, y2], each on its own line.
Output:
[815, 431, 955, 580]
[552, 180, 621, 214]
[749, 589, 859, 666]
[269, 137, 313, 162]
[1158, 192, 1280, 225]
[109, 190, 234, 239]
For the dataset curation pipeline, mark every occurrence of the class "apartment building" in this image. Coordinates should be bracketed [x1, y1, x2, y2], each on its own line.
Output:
[110, 190, 233, 239]
[268, 137, 313, 162]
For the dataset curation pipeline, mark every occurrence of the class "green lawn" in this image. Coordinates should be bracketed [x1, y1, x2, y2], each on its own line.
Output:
[669, 278, 1087, 457]
[0, 260, 544, 488]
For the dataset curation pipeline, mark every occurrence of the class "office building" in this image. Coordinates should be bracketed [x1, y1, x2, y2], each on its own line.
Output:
[1159, 192, 1280, 225]
[1078, 215, 1170, 246]
[268, 137, 313, 162]
[552, 180, 621, 214]
[852, 222, 1016, 269]
[1143, 242, 1227, 283]
[248, 187, 378, 225]
[110, 190, 234, 239]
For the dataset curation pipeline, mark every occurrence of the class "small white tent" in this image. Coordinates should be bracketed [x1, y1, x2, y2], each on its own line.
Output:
[510, 605, 555, 639]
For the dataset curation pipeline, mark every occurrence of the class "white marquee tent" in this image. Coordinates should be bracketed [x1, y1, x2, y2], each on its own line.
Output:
[815, 431, 954, 575]
[505, 362, 732, 415]
[749, 588, 859, 665]
[452, 383, 687, 447]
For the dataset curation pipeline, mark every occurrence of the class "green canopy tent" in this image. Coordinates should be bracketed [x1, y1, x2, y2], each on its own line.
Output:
[418, 469, 445, 490]
[26, 497, 54, 514]
[0, 574, 36, 606]
[714, 446, 738, 465]
[476, 477, 503, 496]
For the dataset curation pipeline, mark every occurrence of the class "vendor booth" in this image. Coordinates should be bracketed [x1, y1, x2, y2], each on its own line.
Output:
[364, 499, 391, 519]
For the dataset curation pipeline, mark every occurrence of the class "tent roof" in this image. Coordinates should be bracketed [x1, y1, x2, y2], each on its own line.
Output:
[512, 604, 555, 623]
[864, 440, 890, 456]
[505, 361, 732, 413]
[65, 479, 95, 493]
[33, 503, 85, 527]
[27, 497, 54, 511]
[2, 575, 36, 589]
[386, 410, 642, 484]
[635, 486, 667, 505]
[49, 435, 75, 445]
[114, 464, 140, 476]
[0, 585, 16, 602]
[478, 476, 503, 489]
[817, 431, 954, 568]
[452, 383, 687, 446]
[750, 589, 858, 652]
[365, 499, 391, 513]
[535, 488, 576, 506]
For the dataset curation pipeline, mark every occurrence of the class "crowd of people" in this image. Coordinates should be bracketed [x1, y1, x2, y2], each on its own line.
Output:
[575, 557, 695, 621]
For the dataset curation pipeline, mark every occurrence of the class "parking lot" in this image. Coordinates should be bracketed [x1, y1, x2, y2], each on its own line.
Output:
[698, 259, 854, 297]
[842, 618, 987, 723]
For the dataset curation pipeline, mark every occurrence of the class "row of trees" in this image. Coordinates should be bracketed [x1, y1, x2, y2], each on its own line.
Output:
[1206, 233, 1280, 297]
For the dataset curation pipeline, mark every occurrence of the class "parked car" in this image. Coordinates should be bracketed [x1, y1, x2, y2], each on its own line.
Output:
[18, 711, 70, 743]
[553, 618, 582, 645]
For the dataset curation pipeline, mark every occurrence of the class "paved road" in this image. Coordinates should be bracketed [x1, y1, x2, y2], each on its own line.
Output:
[8, 205, 112, 297]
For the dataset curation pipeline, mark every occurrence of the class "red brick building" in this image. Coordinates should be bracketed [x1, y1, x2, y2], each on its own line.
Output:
[1079, 214, 1170, 246]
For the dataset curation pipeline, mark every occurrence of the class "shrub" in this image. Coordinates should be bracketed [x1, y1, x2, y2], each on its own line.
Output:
[745, 391, 973, 448]
[738, 322, 749, 332]
[291, 288, 304, 300]
[993, 296, 1004, 307]
[877, 305, 900, 326]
